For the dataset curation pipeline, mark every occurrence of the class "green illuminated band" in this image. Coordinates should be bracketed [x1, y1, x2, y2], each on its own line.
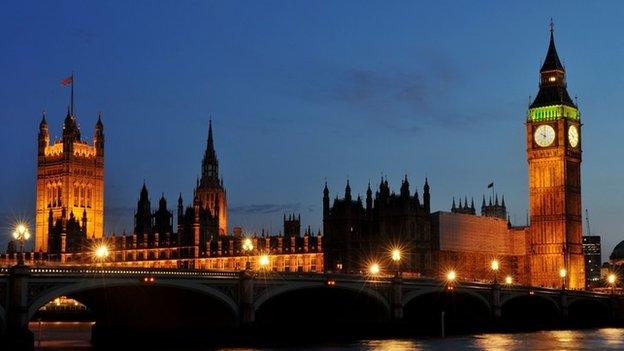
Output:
[528, 105, 579, 122]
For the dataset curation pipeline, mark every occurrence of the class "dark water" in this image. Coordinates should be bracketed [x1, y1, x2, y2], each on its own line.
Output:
[29, 322, 624, 350]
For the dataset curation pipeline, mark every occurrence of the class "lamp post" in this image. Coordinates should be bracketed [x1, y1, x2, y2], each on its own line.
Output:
[491, 259, 499, 284]
[242, 238, 254, 270]
[12, 223, 31, 265]
[608, 273, 617, 295]
[391, 249, 401, 277]
[559, 268, 567, 290]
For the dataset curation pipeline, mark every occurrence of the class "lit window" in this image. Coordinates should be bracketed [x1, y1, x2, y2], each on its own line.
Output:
[549, 76, 556, 82]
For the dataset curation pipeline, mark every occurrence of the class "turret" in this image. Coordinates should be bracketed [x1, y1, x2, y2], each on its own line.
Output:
[177, 193, 184, 223]
[38, 111, 49, 156]
[400, 175, 410, 198]
[366, 182, 373, 211]
[94, 113, 104, 156]
[81, 209, 88, 234]
[423, 178, 430, 212]
[344, 179, 352, 202]
[323, 182, 330, 216]
[414, 188, 420, 206]
[134, 182, 152, 236]
[62, 107, 81, 155]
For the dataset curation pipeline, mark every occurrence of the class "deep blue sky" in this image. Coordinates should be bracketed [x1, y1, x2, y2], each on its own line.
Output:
[1, 1, 623, 260]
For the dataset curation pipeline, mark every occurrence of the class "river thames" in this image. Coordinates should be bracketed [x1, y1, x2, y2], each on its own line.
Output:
[30, 322, 624, 350]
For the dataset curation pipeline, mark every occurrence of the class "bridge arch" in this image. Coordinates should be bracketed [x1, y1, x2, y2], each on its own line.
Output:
[253, 281, 391, 333]
[402, 286, 492, 335]
[402, 287, 492, 312]
[253, 281, 391, 313]
[27, 278, 239, 321]
[500, 292, 561, 328]
[0, 304, 6, 337]
[567, 297, 611, 323]
[500, 292, 560, 310]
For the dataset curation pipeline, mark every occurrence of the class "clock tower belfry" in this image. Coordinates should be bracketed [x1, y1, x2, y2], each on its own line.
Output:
[527, 24, 584, 289]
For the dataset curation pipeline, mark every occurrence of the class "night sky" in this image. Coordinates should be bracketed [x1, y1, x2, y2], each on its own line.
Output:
[1, 1, 623, 260]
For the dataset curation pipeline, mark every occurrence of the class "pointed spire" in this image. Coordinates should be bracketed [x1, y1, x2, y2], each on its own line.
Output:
[345, 179, 352, 201]
[200, 118, 219, 183]
[530, 20, 575, 109]
[482, 195, 486, 208]
[96, 112, 103, 128]
[501, 195, 506, 207]
[452, 197, 456, 210]
[323, 181, 329, 197]
[495, 193, 499, 206]
[541, 19, 564, 73]
[470, 198, 475, 210]
[40, 110, 47, 127]
[208, 118, 214, 149]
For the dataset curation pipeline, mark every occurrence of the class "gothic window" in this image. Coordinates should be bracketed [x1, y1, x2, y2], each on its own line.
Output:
[80, 185, 85, 207]
[58, 187, 62, 206]
[87, 187, 92, 207]
[74, 185, 79, 206]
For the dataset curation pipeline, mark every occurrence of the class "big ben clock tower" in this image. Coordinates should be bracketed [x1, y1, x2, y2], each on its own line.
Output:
[527, 25, 584, 289]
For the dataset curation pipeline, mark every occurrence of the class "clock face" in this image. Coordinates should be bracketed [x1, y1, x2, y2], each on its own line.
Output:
[534, 125, 556, 147]
[568, 125, 579, 148]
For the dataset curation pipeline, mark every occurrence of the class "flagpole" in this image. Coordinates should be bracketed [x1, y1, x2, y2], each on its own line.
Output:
[70, 71, 74, 116]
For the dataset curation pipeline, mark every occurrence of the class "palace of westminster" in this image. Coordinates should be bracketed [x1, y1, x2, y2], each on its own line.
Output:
[2, 28, 598, 290]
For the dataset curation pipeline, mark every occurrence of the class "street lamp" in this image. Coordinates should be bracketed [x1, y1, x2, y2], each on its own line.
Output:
[559, 268, 567, 290]
[391, 248, 401, 277]
[505, 275, 513, 285]
[447, 270, 456, 282]
[242, 238, 254, 270]
[12, 223, 31, 265]
[491, 259, 500, 284]
[369, 262, 380, 276]
[259, 254, 270, 270]
[608, 273, 617, 294]
[94, 244, 109, 260]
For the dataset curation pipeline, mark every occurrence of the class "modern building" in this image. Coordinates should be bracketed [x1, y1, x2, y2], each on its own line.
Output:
[583, 235, 601, 286]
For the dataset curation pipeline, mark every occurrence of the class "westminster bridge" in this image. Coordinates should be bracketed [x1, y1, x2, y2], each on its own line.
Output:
[0, 265, 622, 349]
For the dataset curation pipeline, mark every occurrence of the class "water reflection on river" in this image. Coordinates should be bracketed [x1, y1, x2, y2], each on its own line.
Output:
[29, 322, 624, 350]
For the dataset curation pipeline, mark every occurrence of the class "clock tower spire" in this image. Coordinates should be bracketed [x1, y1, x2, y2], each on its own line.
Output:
[527, 23, 584, 289]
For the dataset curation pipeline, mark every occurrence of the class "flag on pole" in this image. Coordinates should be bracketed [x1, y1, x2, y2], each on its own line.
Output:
[60, 75, 73, 87]
[487, 182, 494, 188]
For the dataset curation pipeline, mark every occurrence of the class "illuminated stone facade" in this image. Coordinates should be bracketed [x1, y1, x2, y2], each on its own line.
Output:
[526, 29, 584, 289]
[35, 110, 104, 252]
